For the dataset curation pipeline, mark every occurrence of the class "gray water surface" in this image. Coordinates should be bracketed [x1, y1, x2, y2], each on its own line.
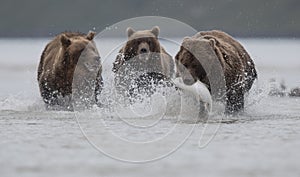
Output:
[0, 38, 300, 177]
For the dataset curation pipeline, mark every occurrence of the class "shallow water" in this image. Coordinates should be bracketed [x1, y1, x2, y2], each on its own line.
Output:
[0, 38, 300, 177]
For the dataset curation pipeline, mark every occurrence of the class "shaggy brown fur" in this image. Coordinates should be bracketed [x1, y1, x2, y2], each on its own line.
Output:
[112, 26, 174, 97]
[112, 26, 174, 78]
[37, 31, 103, 110]
[175, 30, 257, 113]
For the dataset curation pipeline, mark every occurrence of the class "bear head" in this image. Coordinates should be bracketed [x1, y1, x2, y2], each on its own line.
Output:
[116, 26, 162, 69]
[125, 26, 160, 58]
[59, 31, 100, 75]
[175, 36, 218, 87]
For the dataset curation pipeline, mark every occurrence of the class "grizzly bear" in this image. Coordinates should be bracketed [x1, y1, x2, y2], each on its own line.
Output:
[37, 31, 103, 110]
[175, 30, 257, 114]
[112, 26, 174, 98]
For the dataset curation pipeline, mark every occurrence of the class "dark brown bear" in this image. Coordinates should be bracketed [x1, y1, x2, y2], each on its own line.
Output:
[112, 26, 174, 97]
[175, 30, 257, 114]
[37, 31, 103, 110]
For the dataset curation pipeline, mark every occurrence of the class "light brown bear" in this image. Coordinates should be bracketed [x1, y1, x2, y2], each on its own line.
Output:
[37, 31, 103, 110]
[175, 30, 257, 114]
[112, 26, 174, 97]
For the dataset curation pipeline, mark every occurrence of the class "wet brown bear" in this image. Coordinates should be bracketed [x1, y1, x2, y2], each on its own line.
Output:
[37, 31, 103, 110]
[112, 26, 174, 97]
[175, 30, 257, 114]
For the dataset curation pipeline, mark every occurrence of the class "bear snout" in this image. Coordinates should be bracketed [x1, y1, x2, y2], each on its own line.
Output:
[140, 48, 148, 54]
[137, 42, 150, 55]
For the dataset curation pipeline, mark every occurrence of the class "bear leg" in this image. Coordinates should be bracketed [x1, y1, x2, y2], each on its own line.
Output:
[95, 74, 104, 107]
[225, 89, 244, 114]
[40, 87, 73, 111]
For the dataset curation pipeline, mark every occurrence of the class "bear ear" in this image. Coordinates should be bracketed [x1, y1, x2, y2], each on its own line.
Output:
[86, 31, 96, 40]
[208, 38, 216, 48]
[60, 34, 71, 48]
[182, 37, 192, 49]
[151, 26, 160, 38]
[183, 36, 191, 42]
[127, 27, 135, 38]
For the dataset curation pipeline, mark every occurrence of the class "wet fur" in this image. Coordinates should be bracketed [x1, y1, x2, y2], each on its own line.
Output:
[37, 32, 102, 110]
[175, 30, 257, 114]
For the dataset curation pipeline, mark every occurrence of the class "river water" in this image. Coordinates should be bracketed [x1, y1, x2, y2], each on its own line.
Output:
[0, 38, 300, 177]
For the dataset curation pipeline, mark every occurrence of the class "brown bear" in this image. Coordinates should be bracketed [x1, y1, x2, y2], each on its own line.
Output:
[112, 26, 174, 98]
[175, 30, 257, 114]
[37, 31, 103, 111]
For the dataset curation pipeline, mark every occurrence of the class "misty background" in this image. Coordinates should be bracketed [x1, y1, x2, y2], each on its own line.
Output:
[0, 0, 299, 38]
